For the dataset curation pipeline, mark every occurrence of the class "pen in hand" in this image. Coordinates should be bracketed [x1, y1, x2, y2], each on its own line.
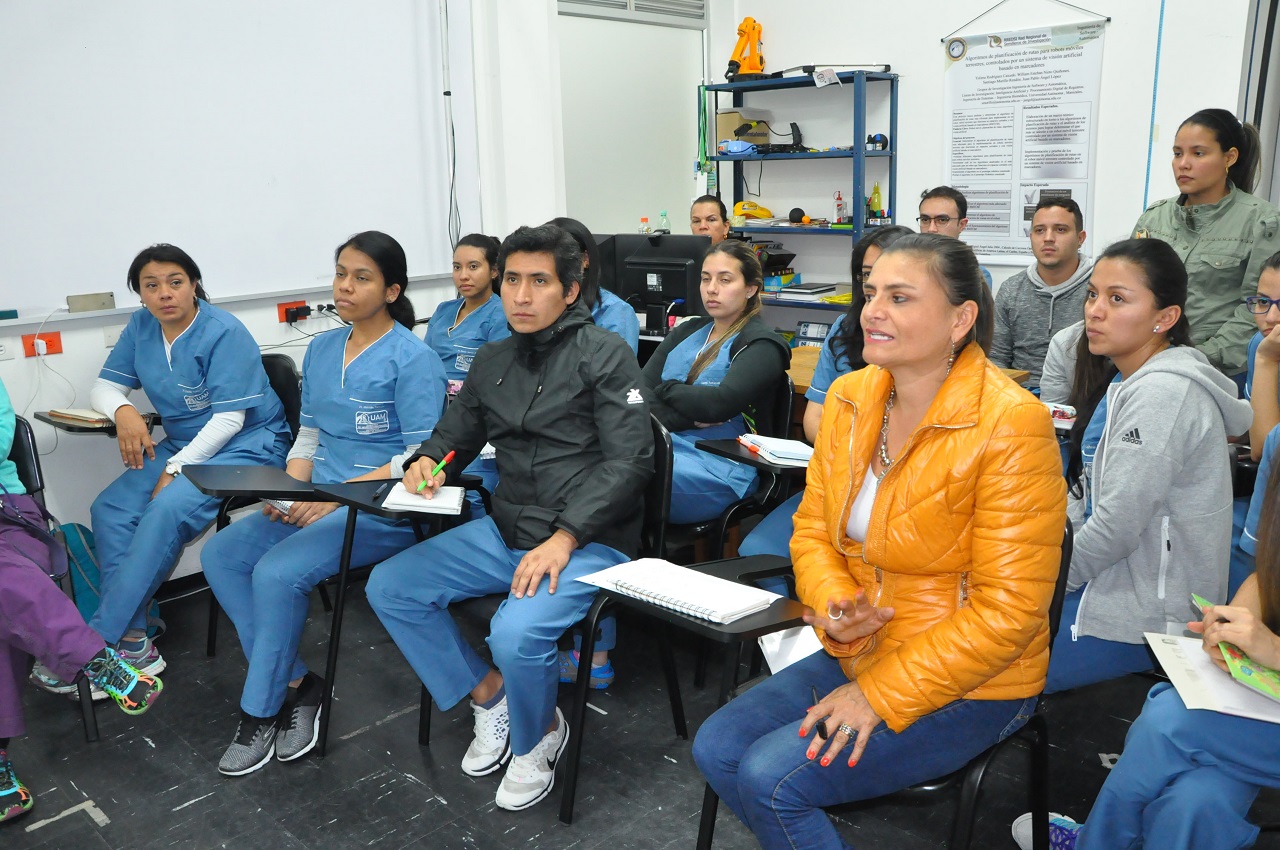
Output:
[811, 686, 828, 739]
[416, 450, 456, 493]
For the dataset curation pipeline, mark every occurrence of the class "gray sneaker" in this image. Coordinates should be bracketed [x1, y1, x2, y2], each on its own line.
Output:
[219, 713, 278, 776]
[276, 676, 323, 762]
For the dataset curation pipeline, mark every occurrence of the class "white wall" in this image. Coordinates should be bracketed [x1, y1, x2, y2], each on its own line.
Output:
[705, 0, 1252, 288]
[558, 15, 703, 233]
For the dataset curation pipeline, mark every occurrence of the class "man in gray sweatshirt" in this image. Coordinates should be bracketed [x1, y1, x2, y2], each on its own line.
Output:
[990, 197, 1092, 386]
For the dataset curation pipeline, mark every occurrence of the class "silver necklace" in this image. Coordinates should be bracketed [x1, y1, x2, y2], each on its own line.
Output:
[876, 387, 896, 479]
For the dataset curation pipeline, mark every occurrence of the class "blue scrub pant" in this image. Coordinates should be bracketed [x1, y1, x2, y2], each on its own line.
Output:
[737, 492, 800, 597]
[1044, 587, 1155, 694]
[1078, 683, 1278, 850]
[692, 650, 1036, 850]
[202, 509, 422, 717]
[669, 435, 759, 525]
[1228, 496, 1254, 599]
[366, 517, 627, 755]
[88, 435, 286, 645]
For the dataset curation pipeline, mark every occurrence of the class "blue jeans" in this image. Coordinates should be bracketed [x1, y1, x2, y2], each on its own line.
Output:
[1044, 586, 1155, 694]
[201, 509, 422, 717]
[88, 434, 288, 644]
[692, 650, 1037, 850]
[1079, 683, 1280, 849]
[366, 517, 627, 755]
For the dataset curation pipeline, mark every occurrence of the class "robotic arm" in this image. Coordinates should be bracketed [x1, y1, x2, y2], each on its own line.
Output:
[725, 17, 765, 81]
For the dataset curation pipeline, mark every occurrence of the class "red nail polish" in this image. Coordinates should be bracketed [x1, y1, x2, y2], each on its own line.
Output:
[799, 728, 806, 737]
[850, 759, 858, 767]
[806, 750, 815, 760]
[820, 757, 830, 767]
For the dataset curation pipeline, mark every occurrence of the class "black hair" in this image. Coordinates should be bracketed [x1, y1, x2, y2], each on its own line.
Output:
[919, 186, 968, 219]
[878, 232, 993, 352]
[1065, 238, 1192, 490]
[1033, 197, 1084, 231]
[1264, 249, 1280, 276]
[690, 194, 729, 220]
[127, 244, 209, 302]
[334, 231, 415, 328]
[547, 217, 602, 308]
[498, 224, 583, 303]
[455, 232, 502, 295]
[836, 225, 914, 369]
[1180, 109, 1261, 195]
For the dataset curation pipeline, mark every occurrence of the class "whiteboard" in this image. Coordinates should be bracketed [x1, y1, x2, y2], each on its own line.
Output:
[0, 1, 477, 314]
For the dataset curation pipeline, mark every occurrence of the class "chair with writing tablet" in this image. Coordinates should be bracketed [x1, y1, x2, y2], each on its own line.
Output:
[11, 415, 100, 741]
[694, 521, 1074, 850]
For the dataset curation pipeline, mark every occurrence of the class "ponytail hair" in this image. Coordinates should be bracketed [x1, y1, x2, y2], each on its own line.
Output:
[455, 232, 502, 294]
[334, 231, 415, 328]
[688, 240, 763, 383]
[1180, 108, 1261, 195]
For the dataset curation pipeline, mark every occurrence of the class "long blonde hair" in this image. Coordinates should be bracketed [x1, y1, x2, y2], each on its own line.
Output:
[688, 240, 764, 383]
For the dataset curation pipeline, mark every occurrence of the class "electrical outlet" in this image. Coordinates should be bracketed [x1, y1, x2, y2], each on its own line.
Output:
[104, 325, 125, 348]
[277, 300, 307, 323]
[0, 341, 13, 362]
[22, 331, 61, 357]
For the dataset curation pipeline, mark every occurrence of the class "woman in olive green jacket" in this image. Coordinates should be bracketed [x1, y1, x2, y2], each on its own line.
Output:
[1133, 108, 1280, 377]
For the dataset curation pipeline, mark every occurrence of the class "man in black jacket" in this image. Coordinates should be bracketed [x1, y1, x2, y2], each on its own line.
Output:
[367, 224, 653, 812]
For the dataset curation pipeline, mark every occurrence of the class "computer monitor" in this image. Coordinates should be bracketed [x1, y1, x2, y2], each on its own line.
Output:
[612, 233, 712, 323]
[594, 234, 617, 299]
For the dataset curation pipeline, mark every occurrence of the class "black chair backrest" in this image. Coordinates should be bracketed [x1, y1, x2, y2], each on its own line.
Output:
[642, 413, 674, 558]
[1046, 520, 1074, 645]
[752, 373, 794, 439]
[10, 415, 45, 503]
[261, 353, 302, 442]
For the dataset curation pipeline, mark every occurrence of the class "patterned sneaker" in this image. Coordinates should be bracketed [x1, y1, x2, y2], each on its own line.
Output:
[495, 707, 568, 811]
[29, 660, 79, 696]
[82, 648, 163, 715]
[460, 695, 511, 777]
[557, 650, 615, 689]
[116, 636, 167, 677]
[275, 674, 324, 762]
[0, 751, 33, 824]
[1011, 812, 1081, 850]
[219, 712, 279, 776]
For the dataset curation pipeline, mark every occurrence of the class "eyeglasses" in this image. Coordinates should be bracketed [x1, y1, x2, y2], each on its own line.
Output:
[916, 215, 954, 226]
[1245, 295, 1280, 314]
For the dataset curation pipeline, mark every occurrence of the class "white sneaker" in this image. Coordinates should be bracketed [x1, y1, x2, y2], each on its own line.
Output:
[460, 696, 511, 777]
[1011, 811, 1080, 850]
[495, 707, 568, 811]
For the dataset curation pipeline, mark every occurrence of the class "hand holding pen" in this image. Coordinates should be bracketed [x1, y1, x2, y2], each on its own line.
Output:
[403, 450, 454, 498]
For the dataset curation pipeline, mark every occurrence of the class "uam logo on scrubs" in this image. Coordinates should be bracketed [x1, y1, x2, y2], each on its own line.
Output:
[183, 389, 211, 411]
[355, 409, 390, 435]
[626, 388, 644, 405]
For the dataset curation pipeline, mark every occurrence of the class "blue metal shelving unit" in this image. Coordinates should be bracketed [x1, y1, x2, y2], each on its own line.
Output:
[702, 70, 900, 243]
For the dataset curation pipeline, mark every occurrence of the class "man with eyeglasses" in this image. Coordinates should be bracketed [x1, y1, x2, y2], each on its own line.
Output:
[989, 198, 1092, 389]
[917, 186, 993, 287]
[1244, 254, 1280, 459]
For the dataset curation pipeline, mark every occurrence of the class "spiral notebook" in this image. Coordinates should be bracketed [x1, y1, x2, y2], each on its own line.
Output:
[577, 559, 779, 624]
[380, 482, 465, 515]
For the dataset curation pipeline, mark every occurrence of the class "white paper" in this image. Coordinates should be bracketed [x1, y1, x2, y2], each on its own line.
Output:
[1144, 633, 1280, 725]
[758, 626, 824, 674]
[380, 482, 464, 515]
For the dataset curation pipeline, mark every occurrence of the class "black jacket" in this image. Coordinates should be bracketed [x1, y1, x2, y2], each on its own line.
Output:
[408, 300, 653, 556]
[643, 314, 791, 434]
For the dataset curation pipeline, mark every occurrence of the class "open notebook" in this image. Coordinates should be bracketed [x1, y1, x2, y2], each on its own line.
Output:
[1145, 633, 1280, 724]
[737, 434, 812, 467]
[380, 482, 464, 515]
[578, 559, 779, 624]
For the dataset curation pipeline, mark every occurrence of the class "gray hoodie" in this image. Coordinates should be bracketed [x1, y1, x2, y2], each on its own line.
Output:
[1068, 346, 1253, 643]
[990, 254, 1092, 385]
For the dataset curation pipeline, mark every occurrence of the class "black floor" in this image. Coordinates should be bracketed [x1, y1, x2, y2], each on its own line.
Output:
[5, 581, 1279, 850]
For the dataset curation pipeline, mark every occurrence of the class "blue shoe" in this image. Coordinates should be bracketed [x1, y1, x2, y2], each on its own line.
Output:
[1011, 812, 1080, 850]
[557, 650, 615, 689]
[0, 751, 32, 824]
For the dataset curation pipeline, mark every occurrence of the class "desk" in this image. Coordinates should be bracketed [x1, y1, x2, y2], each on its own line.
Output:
[36, 410, 161, 438]
[312, 480, 441, 756]
[181, 464, 322, 502]
[695, 438, 806, 475]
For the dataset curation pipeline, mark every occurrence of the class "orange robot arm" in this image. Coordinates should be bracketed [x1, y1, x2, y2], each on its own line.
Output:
[726, 16, 764, 80]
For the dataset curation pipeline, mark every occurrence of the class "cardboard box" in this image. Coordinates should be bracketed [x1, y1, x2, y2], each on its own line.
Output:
[715, 109, 771, 144]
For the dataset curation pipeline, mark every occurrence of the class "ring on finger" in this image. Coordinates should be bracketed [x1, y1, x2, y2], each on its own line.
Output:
[838, 723, 856, 738]
[827, 604, 845, 620]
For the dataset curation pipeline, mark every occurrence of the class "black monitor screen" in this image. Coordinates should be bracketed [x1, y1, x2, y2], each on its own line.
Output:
[613, 233, 712, 316]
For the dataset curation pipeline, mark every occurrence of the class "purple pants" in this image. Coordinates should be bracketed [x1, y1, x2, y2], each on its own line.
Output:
[0, 494, 103, 738]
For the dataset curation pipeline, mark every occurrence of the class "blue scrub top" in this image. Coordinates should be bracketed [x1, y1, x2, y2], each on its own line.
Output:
[661, 325, 747, 441]
[804, 314, 858, 406]
[100, 301, 288, 450]
[592, 289, 640, 355]
[424, 294, 509, 384]
[1242, 423, 1280, 556]
[300, 324, 447, 485]
[1244, 331, 1278, 400]
[1080, 374, 1120, 521]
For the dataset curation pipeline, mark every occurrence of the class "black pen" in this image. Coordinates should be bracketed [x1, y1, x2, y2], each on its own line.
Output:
[371, 481, 390, 502]
[811, 686, 828, 739]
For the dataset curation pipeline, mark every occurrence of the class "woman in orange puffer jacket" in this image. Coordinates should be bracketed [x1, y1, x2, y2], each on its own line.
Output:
[692, 234, 1067, 850]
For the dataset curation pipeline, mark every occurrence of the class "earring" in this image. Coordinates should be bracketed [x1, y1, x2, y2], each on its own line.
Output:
[1153, 325, 1161, 333]
[946, 341, 957, 375]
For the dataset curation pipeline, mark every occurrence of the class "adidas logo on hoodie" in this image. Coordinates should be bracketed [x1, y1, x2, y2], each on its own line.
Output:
[1120, 428, 1142, 446]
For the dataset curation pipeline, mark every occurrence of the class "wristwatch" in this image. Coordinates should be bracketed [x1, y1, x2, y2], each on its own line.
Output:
[165, 462, 182, 477]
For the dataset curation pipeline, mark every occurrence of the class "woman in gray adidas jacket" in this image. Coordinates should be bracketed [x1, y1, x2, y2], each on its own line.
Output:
[1046, 239, 1253, 693]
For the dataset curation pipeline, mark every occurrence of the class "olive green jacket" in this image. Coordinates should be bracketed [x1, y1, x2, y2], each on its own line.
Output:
[1133, 185, 1280, 376]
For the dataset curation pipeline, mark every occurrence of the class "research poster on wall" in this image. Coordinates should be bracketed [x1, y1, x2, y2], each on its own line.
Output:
[942, 21, 1106, 262]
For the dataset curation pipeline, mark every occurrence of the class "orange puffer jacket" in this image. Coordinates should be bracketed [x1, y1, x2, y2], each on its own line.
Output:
[792, 343, 1066, 733]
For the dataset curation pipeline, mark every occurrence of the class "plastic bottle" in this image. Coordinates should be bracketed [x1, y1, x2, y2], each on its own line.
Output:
[869, 182, 883, 218]
[657, 210, 671, 233]
[638, 217, 651, 234]
[832, 190, 848, 224]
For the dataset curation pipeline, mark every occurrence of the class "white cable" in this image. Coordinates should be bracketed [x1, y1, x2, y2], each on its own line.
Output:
[21, 306, 67, 417]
